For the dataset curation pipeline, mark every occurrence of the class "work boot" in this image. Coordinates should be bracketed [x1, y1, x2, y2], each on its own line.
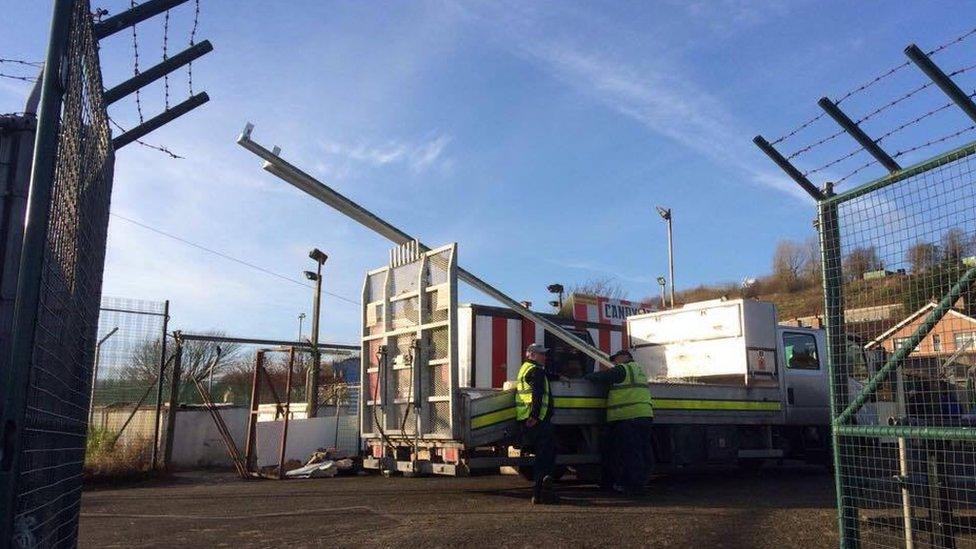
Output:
[541, 475, 559, 504]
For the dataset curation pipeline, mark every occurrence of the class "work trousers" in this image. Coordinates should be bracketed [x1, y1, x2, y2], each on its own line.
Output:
[521, 419, 556, 488]
[603, 416, 653, 489]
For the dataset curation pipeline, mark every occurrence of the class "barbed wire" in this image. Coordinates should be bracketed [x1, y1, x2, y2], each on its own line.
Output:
[0, 73, 37, 83]
[804, 145, 864, 177]
[786, 61, 976, 160]
[162, 9, 170, 110]
[770, 26, 976, 146]
[834, 159, 878, 186]
[188, 0, 200, 95]
[892, 123, 976, 159]
[130, 0, 144, 124]
[833, 123, 976, 186]
[786, 127, 845, 160]
[0, 58, 43, 68]
[108, 117, 183, 159]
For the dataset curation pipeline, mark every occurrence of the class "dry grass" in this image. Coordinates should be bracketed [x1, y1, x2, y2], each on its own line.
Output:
[84, 428, 157, 483]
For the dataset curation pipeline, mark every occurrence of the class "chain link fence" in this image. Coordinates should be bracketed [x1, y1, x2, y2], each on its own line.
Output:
[823, 144, 976, 548]
[86, 297, 169, 477]
[0, 0, 115, 545]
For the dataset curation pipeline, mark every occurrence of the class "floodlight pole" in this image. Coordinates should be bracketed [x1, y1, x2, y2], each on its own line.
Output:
[656, 206, 675, 308]
[306, 250, 327, 418]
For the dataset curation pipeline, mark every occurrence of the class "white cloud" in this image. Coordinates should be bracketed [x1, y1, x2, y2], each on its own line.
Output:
[319, 134, 452, 174]
[515, 40, 808, 200]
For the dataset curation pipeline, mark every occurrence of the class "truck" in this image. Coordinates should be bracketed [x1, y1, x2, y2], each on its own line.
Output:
[357, 241, 831, 476]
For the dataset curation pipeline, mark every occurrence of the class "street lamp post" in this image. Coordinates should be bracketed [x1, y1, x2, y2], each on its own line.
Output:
[656, 276, 667, 310]
[297, 312, 306, 342]
[305, 248, 328, 418]
[656, 206, 675, 308]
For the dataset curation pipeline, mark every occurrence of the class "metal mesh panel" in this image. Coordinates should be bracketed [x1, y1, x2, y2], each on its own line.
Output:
[87, 297, 167, 465]
[427, 250, 451, 286]
[429, 327, 449, 361]
[390, 262, 420, 296]
[429, 364, 450, 397]
[360, 243, 456, 443]
[10, 2, 114, 545]
[365, 272, 385, 303]
[429, 402, 451, 436]
[423, 289, 449, 324]
[390, 297, 419, 330]
[824, 144, 976, 547]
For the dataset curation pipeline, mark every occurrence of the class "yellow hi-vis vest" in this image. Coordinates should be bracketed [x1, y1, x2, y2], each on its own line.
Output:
[606, 361, 653, 422]
[516, 361, 550, 421]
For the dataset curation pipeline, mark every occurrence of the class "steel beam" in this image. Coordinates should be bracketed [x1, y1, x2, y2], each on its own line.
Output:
[94, 0, 190, 40]
[819, 97, 900, 173]
[103, 41, 212, 106]
[905, 43, 976, 124]
[752, 135, 825, 200]
[112, 92, 209, 150]
[176, 332, 358, 352]
[237, 123, 615, 370]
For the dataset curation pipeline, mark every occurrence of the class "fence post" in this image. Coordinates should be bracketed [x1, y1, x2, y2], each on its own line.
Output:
[0, 0, 74, 542]
[151, 300, 170, 470]
[162, 334, 183, 469]
[818, 186, 860, 547]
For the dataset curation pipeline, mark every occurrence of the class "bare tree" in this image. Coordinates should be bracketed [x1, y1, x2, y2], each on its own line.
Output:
[772, 239, 807, 284]
[569, 276, 627, 300]
[843, 246, 883, 281]
[907, 241, 938, 273]
[802, 235, 822, 283]
[942, 228, 969, 263]
[120, 331, 243, 385]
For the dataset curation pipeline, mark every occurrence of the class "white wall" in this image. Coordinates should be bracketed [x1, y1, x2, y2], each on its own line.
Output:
[169, 407, 249, 469]
[255, 414, 359, 467]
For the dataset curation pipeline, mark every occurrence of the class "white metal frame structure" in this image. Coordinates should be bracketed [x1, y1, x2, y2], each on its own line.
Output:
[361, 241, 459, 442]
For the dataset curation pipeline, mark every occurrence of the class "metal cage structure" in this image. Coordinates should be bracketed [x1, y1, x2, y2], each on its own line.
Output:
[361, 241, 459, 446]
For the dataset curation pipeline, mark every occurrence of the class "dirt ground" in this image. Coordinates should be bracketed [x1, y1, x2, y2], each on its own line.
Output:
[79, 465, 839, 548]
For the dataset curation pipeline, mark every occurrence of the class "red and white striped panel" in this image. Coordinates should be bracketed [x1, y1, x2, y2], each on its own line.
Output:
[473, 315, 544, 388]
[472, 314, 624, 389]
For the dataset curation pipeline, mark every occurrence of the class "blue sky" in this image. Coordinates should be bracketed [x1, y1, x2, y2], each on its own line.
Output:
[2, 1, 976, 345]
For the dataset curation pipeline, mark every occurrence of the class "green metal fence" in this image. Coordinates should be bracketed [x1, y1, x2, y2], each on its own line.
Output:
[823, 143, 976, 547]
[756, 30, 976, 548]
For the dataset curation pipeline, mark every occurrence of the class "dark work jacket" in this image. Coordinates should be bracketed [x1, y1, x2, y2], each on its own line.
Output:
[524, 359, 556, 421]
[584, 364, 627, 385]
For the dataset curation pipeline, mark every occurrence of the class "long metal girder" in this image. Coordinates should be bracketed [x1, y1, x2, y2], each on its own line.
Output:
[236, 123, 614, 370]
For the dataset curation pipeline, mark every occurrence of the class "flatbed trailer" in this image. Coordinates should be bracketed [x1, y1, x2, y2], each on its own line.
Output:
[363, 298, 831, 476]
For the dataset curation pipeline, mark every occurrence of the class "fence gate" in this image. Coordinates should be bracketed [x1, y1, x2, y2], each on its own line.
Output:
[361, 241, 458, 444]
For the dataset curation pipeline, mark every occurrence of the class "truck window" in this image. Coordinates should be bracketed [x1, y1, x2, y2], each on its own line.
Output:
[784, 332, 821, 370]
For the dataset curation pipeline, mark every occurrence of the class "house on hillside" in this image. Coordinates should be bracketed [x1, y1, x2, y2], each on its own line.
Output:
[782, 303, 904, 344]
[865, 302, 976, 380]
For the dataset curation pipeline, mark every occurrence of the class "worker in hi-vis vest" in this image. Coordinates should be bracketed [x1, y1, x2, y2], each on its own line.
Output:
[585, 349, 654, 495]
[516, 342, 559, 505]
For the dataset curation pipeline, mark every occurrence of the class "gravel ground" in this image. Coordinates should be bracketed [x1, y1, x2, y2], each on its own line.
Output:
[79, 465, 838, 548]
